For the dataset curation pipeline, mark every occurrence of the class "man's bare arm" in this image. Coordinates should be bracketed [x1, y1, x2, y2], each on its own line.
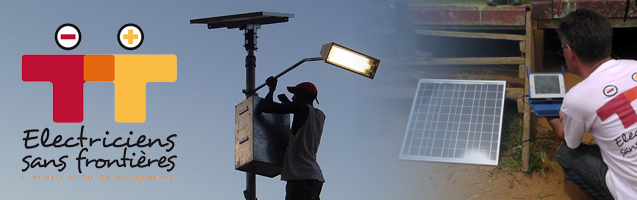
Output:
[547, 116, 565, 140]
[261, 76, 308, 115]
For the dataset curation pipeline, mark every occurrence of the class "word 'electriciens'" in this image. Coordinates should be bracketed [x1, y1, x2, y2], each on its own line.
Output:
[21, 126, 177, 173]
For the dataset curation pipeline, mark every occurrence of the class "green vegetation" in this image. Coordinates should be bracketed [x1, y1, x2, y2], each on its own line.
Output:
[539, 194, 555, 199]
[497, 116, 561, 176]
[459, 73, 469, 80]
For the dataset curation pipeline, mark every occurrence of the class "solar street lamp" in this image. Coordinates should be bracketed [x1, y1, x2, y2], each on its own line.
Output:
[191, 11, 294, 200]
[191, 11, 379, 200]
[253, 42, 380, 92]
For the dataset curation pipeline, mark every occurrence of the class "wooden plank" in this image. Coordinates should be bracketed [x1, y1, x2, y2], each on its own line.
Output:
[532, 0, 637, 20]
[531, 0, 553, 20]
[535, 19, 558, 29]
[506, 86, 524, 113]
[410, 4, 527, 26]
[415, 24, 526, 30]
[397, 57, 525, 66]
[522, 9, 533, 173]
[362, 87, 523, 100]
[506, 88, 524, 101]
[537, 18, 637, 29]
[517, 98, 525, 113]
[415, 29, 526, 41]
[553, 0, 635, 19]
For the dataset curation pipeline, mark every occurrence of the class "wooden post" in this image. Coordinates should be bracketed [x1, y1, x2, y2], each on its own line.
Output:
[522, 8, 533, 173]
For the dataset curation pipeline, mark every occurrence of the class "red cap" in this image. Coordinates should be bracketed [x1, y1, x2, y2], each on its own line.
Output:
[287, 82, 318, 97]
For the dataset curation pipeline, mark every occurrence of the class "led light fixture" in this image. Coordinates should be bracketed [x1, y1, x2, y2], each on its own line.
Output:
[320, 42, 380, 79]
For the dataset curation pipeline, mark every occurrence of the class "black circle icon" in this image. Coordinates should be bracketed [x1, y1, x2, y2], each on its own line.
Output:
[117, 23, 144, 50]
[55, 23, 81, 50]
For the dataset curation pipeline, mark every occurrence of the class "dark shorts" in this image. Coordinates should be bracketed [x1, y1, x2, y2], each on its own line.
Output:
[285, 179, 323, 200]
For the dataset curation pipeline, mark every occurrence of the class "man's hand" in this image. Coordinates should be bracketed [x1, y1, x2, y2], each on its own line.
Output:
[546, 114, 565, 140]
[278, 94, 291, 104]
[266, 76, 277, 91]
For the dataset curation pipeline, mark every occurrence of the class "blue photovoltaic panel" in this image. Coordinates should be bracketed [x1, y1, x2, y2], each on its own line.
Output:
[399, 79, 506, 165]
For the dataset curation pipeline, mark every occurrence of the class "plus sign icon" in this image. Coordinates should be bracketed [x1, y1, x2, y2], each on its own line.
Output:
[22, 23, 176, 123]
[118, 23, 144, 50]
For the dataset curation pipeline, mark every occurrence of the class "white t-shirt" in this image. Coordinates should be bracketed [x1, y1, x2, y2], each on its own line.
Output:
[561, 59, 637, 200]
[281, 104, 326, 182]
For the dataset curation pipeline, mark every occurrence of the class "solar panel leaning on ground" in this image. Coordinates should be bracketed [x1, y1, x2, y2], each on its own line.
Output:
[400, 79, 506, 165]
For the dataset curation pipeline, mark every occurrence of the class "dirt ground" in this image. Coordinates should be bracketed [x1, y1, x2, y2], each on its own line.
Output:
[357, 63, 594, 199]
[431, 69, 591, 200]
[354, 109, 588, 200]
[413, 163, 571, 200]
[423, 69, 590, 200]
[400, 159, 601, 200]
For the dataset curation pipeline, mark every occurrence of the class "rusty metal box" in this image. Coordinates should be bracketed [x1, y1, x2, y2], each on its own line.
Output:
[235, 95, 290, 178]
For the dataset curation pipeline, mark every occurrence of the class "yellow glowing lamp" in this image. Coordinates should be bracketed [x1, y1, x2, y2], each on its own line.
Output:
[253, 42, 380, 92]
[320, 42, 380, 79]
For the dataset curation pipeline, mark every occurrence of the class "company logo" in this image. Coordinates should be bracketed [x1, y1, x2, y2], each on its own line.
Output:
[603, 85, 618, 97]
[598, 85, 637, 128]
[22, 24, 176, 123]
[118, 23, 144, 50]
[55, 24, 81, 50]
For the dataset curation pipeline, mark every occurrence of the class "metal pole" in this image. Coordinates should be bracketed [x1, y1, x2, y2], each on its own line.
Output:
[246, 173, 256, 200]
[244, 26, 257, 97]
[243, 25, 258, 200]
[253, 57, 323, 93]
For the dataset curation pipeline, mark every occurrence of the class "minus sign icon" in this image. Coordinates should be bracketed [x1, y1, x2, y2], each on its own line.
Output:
[60, 34, 76, 39]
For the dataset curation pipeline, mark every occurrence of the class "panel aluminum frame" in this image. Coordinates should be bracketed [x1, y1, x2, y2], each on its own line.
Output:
[400, 79, 506, 165]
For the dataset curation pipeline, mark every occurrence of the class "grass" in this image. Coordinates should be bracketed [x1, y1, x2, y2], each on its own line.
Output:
[496, 115, 561, 176]
[459, 73, 469, 80]
[539, 194, 555, 199]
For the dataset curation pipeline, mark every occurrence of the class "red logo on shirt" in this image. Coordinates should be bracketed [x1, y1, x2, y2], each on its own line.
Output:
[597, 85, 637, 128]
[604, 85, 618, 97]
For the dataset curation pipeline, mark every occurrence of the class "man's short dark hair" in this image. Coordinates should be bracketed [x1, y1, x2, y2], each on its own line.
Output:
[557, 9, 613, 64]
